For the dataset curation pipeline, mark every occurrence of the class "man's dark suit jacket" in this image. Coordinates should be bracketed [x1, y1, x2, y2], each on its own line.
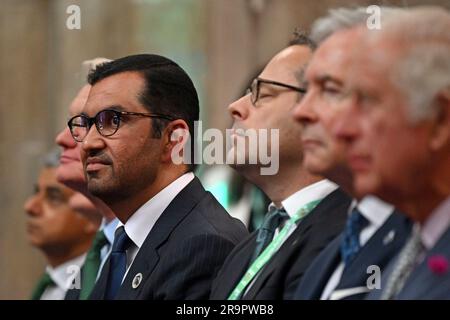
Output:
[294, 211, 411, 300]
[210, 188, 350, 300]
[366, 224, 450, 300]
[87, 177, 248, 300]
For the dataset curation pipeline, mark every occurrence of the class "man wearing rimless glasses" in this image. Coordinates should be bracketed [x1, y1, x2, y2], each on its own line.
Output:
[68, 54, 248, 300]
[210, 33, 349, 300]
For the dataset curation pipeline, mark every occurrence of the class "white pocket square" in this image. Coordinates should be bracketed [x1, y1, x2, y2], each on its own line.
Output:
[329, 286, 371, 300]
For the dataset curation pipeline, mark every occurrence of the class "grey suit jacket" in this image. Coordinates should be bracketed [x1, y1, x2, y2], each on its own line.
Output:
[367, 226, 450, 300]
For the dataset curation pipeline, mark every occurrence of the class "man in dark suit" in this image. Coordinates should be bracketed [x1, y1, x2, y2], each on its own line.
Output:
[291, 7, 411, 300]
[210, 33, 349, 300]
[328, 7, 450, 299]
[68, 54, 248, 299]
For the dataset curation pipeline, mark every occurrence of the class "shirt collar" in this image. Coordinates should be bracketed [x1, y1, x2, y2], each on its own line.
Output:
[118, 172, 195, 249]
[269, 179, 339, 218]
[355, 195, 394, 228]
[45, 254, 86, 291]
[421, 196, 450, 250]
[101, 217, 119, 246]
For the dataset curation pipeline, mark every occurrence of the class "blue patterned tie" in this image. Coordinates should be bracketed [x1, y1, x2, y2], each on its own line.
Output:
[340, 207, 369, 267]
[250, 207, 289, 265]
[105, 226, 132, 300]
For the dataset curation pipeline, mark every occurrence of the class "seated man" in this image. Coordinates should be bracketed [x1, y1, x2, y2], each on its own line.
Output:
[56, 58, 120, 300]
[292, 7, 411, 300]
[210, 33, 349, 300]
[25, 149, 98, 300]
[329, 7, 450, 299]
[69, 54, 248, 299]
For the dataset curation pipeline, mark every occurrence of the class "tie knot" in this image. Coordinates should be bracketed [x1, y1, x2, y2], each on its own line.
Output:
[409, 223, 423, 246]
[261, 207, 289, 232]
[341, 207, 369, 266]
[112, 226, 132, 253]
[347, 207, 369, 233]
[40, 272, 54, 287]
[250, 207, 289, 267]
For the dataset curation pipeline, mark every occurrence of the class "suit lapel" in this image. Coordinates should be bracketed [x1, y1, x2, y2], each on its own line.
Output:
[299, 236, 342, 299]
[215, 234, 257, 299]
[64, 288, 80, 300]
[115, 177, 207, 299]
[243, 219, 315, 299]
[335, 212, 411, 299]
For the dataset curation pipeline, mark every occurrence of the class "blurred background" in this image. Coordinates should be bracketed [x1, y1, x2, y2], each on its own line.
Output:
[1, 0, 449, 299]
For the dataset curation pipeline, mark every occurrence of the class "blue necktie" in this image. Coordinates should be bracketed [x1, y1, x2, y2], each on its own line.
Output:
[105, 226, 132, 300]
[250, 207, 289, 265]
[340, 207, 369, 267]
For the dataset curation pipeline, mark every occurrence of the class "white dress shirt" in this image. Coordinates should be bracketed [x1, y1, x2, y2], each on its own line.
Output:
[320, 195, 394, 300]
[273, 179, 339, 239]
[420, 196, 450, 251]
[40, 254, 86, 300]
[117, 172, 195, 280]
[408, 196, 450, 265]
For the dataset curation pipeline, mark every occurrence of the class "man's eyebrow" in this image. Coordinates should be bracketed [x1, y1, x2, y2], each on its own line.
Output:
[45, 186, 64, 196]
[81, 104, 125, 117]
[294, 68, 306, 86]
[106, 105, 125, 112]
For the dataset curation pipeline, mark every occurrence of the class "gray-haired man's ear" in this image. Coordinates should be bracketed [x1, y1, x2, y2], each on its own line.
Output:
[429, 89, 450, 151]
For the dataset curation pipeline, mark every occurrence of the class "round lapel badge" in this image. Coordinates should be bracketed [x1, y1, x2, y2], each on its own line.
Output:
[132, 273, 143, 289]
[383, 230, 396, 245]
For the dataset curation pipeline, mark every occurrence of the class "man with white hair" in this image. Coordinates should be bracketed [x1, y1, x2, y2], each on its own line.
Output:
[56, 58, 120, 300]
[330, 6, 450, 299]
[292, 7, 411, 300]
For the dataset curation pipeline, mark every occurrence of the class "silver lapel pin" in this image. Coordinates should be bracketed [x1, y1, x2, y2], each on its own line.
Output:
[132, 273, 143, 289]
[383, 230, 396, 245]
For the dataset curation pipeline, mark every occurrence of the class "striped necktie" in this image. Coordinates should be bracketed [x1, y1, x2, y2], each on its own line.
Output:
[249, 207, 289, 265]
[381, 224, 423, 300]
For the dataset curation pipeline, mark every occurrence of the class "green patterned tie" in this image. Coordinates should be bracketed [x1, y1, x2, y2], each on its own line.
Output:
[79, 230, 108, 300]
[30, 272, 55, 300]
[249, 207, 289, 265]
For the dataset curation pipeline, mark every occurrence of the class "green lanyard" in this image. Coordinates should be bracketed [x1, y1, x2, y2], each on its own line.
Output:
[228, 199, 322, 300]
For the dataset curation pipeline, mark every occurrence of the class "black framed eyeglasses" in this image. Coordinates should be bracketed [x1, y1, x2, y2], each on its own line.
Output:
[245, 77, 307, 105]
[67, 109, 174, 142]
